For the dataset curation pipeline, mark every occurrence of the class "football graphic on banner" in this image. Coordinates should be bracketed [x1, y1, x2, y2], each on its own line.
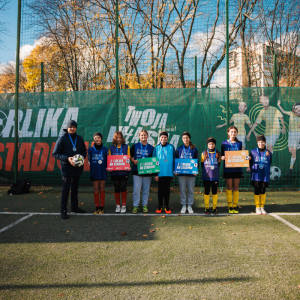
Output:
[270, 166, 281, 180]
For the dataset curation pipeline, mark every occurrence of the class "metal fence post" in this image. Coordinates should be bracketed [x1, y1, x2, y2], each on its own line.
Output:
[273, 54, 277, 87]
[14, 0, 22, 182]
[226, 0, 230, 128]
[115, 0, 120, 130]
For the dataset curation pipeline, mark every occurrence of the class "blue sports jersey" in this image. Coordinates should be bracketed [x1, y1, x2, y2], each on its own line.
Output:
[152, 143, 175, 177]
[202, 151, 220, 181]
[132, 143, 154, 173]
[221, 140, 243, 173]
[88, 145, 109, 180]
[250, 148, 272, 183]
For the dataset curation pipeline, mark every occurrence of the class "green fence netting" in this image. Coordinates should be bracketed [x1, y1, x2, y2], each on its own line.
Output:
[0, 87, 299, 189]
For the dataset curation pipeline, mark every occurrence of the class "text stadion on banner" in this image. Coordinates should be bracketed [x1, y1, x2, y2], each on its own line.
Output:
[225, 151, 250, 168]
[107, 155, 131, 171]
[175, 159, 198, 175]
[138, 157, 160, 175]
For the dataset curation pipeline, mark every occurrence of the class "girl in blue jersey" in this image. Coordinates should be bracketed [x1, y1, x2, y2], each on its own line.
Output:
[153, 131, 175, 214]
[108, 131, 131, 213]
[130, 130, 154, 214]
[175, 132, 198, 214]
[221, 126, 243, 214]
[201, 137, 221, 214]
[88, 132, 109, 214]
[249, 135, 272, 215]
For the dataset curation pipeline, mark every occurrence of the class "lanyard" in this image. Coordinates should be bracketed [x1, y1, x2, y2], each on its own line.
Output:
[183, 145, 190, 158]
[93, 146, 103, 159]
[228, 139, 238, 151]
[116, 145, 123, 155]
[207, 150, 216, 166]
[68, 133, 77, 151]
[162, 145, 168, 160]
[140, 143, 148, 158]
[257, 148, 267, 166]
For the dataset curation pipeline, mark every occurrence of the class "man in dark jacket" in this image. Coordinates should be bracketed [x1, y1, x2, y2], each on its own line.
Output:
[52, 120, 87, 219]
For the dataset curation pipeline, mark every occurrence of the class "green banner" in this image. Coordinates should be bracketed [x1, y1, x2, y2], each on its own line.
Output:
[138, 157, 160, 175]
[0, 87, 299, 188]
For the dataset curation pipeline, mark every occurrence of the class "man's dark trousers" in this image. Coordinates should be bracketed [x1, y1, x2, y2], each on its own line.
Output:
[61, 176, 80, 212]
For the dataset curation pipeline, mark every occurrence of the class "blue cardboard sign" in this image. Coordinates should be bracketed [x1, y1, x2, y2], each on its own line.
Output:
[175, 159, 198, 175]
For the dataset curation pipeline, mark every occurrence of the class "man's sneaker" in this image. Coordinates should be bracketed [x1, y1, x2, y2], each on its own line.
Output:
[121, 206, 126, 213]
[261, 207, 267, 215]
[143, 205, 148, 213]
[132, 207, 139, 214]
[72, 207, 86, 213]
[94, 207, 100, 214]
[187, 206, 194, 214]
[115, 205, 121, 213]
[99, 207, 104, 214]
[180, 206, 187, 214]
[256, 207, 262, 215]
[205, 208, 210, 215]
[61, 210, 69, 219]
[212, 209, 218, 214]
[156, 207, 162, 214]
[233, 207, 239, 214]
[165, 207, 171, 214]
[228, 207, 234, 214]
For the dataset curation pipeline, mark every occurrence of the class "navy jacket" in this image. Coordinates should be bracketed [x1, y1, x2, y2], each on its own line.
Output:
[52, 132, 87, 176]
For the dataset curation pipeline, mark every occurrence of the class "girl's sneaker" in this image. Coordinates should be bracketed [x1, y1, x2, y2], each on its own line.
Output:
[187, 206, 194, 214]
[205, 208, 210, 215]
[256, 207, 262, 215]
[156, 207, 162, 214]
[165, 207, 171, 214]
[132, 207, 139, 214]
[228, 207, 234, 214]
[121, 206, 126, 213]
[115, 205, 121, 213]
[180, 206, 187, 214]
[233, 207, 239, 214]
[212, 209, 218, 214]
[99, 207, 104, 214]
[143, 205, 148, 213]
[261, 207, 267, 215]
[94, 207, 100, 214]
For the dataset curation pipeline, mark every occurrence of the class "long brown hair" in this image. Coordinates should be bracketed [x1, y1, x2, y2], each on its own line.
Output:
[112, 131, 126, 145]
[227, 126, 239, 142]
[204, 149, 220, 161]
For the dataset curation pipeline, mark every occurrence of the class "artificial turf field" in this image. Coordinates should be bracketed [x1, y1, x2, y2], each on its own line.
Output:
[0, 186, 300, 299]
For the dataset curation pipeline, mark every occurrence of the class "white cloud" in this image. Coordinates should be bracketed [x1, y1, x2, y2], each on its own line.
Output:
[19, 37, 48, 60]
[210, 67, 226, 87]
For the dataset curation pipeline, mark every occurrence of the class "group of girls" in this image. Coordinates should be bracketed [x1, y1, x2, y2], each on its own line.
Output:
[88, 126, 272, 216]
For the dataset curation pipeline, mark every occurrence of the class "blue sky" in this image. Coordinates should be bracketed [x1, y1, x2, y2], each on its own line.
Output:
[0, 0, 18, 64]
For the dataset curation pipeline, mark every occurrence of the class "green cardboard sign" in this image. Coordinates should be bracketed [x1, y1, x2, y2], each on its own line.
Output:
[137, 157, 160, 175]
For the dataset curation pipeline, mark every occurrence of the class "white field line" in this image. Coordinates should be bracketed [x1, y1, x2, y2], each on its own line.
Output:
[270, 213, 300, 234]
[0, 214, 33, 233]
[1, 212, 299, 217]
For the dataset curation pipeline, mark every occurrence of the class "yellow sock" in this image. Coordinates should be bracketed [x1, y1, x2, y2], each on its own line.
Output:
[260, 194, 266, 207]
[204, 194, 210, 209]
[254, 194, 260, 208]
[212, 194, 218, 210]
[233, 191, 239, 208]
[226, 190, 232, 208]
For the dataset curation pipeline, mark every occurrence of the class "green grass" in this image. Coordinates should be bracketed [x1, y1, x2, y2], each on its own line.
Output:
[0, 189, 300, 299]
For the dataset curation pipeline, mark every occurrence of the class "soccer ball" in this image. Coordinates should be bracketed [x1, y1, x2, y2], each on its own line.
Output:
[73, 154, 84, 167]
[0, 110, 8, 137]
[270, 166, 281, 180]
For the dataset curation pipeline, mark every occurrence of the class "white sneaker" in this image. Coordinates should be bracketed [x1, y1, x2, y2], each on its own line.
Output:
[180, 206, 187, 214]
[121, 206, 126, 213]
[115, 205, 121, 213]
[187, 206, 194, 214]
[261, 207, 267, 215]
[255, 207, 262, 215]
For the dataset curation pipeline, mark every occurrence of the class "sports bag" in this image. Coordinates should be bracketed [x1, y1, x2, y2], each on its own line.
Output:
[7, 180, 31, 195]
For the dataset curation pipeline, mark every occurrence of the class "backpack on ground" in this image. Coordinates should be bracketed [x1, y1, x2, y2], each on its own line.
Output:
[7, 180, 31, 195]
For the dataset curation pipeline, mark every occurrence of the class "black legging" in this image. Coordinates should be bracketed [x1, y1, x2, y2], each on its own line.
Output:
[111, 175, 128, 193]
[158, 177, 172, 208]
[203, 180, 219, 195]
[253, 181, 268, 195]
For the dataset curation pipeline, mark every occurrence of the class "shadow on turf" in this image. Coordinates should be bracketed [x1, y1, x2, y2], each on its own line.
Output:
[0, 277, 253, 290]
